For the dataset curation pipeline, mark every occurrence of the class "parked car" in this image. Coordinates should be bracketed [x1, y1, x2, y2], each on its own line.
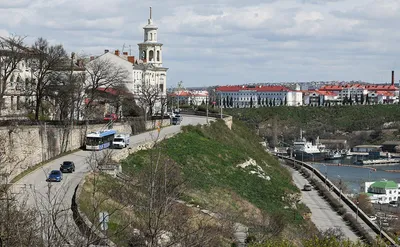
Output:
[369, 216, 377, 221]
[389, 201, 398, 207]
[171, 116, 182, 125]
[104, 113, 118, 121]
[46, 170, 63, 182]
[167, 112, 176, 118]
[60, 161, 75, 173]
[303, 184, 312, 191]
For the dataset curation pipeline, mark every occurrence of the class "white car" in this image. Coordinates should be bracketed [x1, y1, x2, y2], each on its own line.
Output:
[369, 216, 377, 221]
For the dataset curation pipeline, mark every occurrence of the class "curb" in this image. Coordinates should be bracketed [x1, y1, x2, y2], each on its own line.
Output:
[71, 176, 117, 247]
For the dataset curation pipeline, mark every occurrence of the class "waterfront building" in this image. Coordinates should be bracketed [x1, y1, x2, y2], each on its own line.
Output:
[215, 85, 303, 108]
[364, 180, 399, 204]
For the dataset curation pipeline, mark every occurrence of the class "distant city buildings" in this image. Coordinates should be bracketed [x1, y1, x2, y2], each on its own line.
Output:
[215, 85, 303, 108]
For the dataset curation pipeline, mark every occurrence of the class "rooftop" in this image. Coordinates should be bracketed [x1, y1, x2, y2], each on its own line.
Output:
[370, 181, 398, 189]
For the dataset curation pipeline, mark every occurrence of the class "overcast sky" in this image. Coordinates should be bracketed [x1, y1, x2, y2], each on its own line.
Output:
[0, 0, 399, 87]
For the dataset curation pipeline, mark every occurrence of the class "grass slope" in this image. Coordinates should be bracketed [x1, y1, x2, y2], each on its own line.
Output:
[123, 119, 298, 216]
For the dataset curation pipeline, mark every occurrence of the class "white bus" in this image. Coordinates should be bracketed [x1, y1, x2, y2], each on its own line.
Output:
[86, 129, 117, 151]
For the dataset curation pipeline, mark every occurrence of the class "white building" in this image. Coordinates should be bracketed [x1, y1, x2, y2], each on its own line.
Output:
[0, 58, 32, 118]
[215, 85, 303, 108]
[132, 8, 167, 95]
[170, 90, 208, 106]
[364, 180, 399, 204]
[85, 7, 168, 116]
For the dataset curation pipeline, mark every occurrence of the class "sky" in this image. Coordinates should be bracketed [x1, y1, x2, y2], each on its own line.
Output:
[0, 0, 399, 87]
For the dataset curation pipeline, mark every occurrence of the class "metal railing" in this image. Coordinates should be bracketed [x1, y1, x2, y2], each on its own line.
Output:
[277, 155, 398, 247]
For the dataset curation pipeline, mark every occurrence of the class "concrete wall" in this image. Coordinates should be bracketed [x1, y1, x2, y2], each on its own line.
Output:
[0, 120, 169, 181]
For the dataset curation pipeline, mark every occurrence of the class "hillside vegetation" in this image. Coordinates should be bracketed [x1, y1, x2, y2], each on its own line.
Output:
[226, 105, 400, 146]
[79, 119, 316, 246]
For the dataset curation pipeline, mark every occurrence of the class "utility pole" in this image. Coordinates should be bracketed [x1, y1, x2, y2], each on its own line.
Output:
[219, 91, 222, 119]
[206, 94, 209, 124]
[177, 81, 183, 113]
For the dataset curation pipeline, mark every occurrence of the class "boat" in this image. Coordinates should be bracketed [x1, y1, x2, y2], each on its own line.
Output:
[325, 149, 348, 160]
[288, 130, 328, 162]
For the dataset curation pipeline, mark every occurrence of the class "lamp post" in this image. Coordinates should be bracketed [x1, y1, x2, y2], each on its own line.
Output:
[338, 175, 342, 204]
[356, 200, 359, 221]
[206, 94, 209, 124]
[219, 91, 223, 119]
[323, 164, 328, 187]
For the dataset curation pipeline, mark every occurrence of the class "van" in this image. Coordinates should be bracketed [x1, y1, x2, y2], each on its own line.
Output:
[113, 134, 130, 148]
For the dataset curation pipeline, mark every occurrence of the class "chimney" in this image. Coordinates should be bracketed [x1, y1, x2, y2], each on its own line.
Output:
[90, 56, 95, 61]
[115, 50, 120, 56]
[392, 70, 395, 86]
[127, 56, 135, 64]
[104, 49, 109, 53]
[123, 52, 128, 56]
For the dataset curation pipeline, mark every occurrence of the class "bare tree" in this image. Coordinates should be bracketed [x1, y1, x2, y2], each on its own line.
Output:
[83, 58, 129, 120]
[0, 35, 27, 114]
[27, 37, 68, 120]
[137, 82, 162, 120]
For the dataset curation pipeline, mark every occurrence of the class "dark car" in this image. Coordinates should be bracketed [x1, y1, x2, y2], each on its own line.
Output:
[46, 170, 63, 182]
[171, 116, 181, 125]
[60, 161, 75, 173]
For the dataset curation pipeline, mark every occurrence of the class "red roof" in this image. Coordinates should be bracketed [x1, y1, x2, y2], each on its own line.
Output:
[97, 87, 134, 97]
[216, 85, 291, 92]
[320, 84, 398, 92]
[376, 91, 395, 96]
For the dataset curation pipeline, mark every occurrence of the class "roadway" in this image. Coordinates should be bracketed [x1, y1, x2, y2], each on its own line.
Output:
[13, 115, 211, 245]
[289, 167, 359, 241]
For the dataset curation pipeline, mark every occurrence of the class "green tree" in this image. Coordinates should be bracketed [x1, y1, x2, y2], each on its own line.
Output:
[223, 97, 226, 108]
[258, 95, 261, 105]
[261, 98, 265, 106]
[366, 94, 369, 104]
[273, 98, 276, 106]
[360, 94, 364, 104]
[250, 97, 253, 108]
[230, 96, 233, 107]
[284, 97, 287, 105]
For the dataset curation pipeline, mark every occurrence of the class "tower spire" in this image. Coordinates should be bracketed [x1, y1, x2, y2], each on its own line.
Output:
[148, 6, 153, 24]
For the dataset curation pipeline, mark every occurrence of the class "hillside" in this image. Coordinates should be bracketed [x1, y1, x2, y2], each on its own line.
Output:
[225, 105, 400, 146]
[79, 119, 316, 246]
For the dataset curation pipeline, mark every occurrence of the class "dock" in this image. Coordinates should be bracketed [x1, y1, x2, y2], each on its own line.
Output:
[360, 159, 400, 166]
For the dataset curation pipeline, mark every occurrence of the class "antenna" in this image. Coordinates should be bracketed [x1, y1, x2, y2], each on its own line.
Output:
[122, 43, 126, 52]
[150, 6, 152, 19]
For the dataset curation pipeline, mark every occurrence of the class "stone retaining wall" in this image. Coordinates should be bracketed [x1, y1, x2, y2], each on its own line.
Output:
[1, 119, 170, 182]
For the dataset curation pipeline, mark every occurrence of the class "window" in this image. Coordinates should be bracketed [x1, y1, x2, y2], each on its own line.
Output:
[159, 83, 164, 92]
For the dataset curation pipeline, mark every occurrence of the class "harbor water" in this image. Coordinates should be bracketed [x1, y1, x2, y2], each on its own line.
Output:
[311, 156, 400, 194]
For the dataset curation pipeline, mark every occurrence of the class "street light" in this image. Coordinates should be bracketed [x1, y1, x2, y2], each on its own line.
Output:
[323, 164, 328, 187]
[338, 175, 342, 204]
[206, 94, 209, 125]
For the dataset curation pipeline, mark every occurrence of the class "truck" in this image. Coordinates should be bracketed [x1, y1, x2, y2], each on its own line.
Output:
[112, 134, 130, 148]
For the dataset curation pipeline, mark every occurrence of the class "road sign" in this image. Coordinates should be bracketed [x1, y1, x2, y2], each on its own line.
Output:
[99, 211, 109, 231]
